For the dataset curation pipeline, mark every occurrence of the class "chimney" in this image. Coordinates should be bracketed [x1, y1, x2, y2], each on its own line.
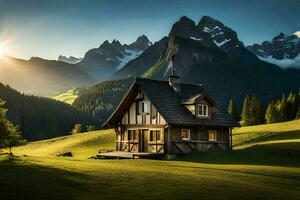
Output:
[169, 55, 180, 92]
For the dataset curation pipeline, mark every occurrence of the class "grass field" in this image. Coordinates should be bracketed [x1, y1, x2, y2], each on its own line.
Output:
[11, 129, 115, 159]
[53, 88, 79, 104]
[1, 120, 300, 199]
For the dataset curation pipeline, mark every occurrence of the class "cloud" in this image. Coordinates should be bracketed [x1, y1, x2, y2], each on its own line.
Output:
[294, 31, 300, 38]
[259, 54, 300, 69]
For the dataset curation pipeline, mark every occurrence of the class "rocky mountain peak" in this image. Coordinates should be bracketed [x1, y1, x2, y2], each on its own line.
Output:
[273, 33, 286, 41]
[197, 16, 244, 56]
[128, 35, 152, 51]
[169, 16, 200, 39]
[247, 32, 300, 65]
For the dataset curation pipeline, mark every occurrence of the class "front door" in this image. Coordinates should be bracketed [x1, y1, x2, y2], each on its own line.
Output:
[139, 129, 148, 152]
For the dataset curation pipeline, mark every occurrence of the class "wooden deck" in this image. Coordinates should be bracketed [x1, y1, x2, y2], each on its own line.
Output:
[96, 151, 163, 159]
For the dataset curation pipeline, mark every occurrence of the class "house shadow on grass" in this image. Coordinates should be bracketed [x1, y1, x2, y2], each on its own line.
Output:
[175, 142, 300, 168]
[0, 157, 96, 200]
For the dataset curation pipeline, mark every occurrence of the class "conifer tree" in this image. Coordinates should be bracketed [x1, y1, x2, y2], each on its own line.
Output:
[249, 95, 263, 125]
[241, 95, 251, 126]
[265, 102, 279, 124]
[287, 92, 297, 120]
[0, 99, 25, 155]
[279, 94, 288, 122]
[0, 99, 9, 141]
[227, 98, 239, 121]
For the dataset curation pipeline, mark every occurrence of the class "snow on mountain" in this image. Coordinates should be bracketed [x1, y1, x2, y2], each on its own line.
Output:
[294, 31, 300, 38]
[214, 38, 231, 47]
[116, 50, 142, 70]
[58, 55, 82, 64]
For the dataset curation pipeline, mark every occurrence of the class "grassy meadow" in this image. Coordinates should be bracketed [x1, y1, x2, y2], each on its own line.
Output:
[1, 120, 300, 199]
[53, 88, 79, 105]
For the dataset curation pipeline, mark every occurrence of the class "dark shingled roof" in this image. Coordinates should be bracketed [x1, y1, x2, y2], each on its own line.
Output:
[104, 77, 240, 128]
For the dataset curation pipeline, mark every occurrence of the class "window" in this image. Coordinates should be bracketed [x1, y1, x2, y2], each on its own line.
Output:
[128, 130, 138, 141]
[139, 101, 148, 113]
[157, 131, 162, 141]
[197, 104, 209, 117]
[208, 130, 217, 142]
[181, 129, 190, 140]
[149, 130, 162, 142]
[149, 131, 156, 142]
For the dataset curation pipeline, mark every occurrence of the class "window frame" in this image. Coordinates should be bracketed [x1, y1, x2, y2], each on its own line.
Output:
[208, 130, 217, 142]
[128, 129, 138, 142]
[139, 101, 148, 113]
[197, 104, 209, 117]
[181, 129, 191, 141]
[149, 130, 162, 142]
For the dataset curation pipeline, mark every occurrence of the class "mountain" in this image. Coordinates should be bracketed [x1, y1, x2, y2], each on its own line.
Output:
[247, 32, 300, 68]
[58, 55, 82, 64]
[73, 78, 133, 123]
[111, 37, 168, 80]
[82, 16, 300, 124]
[142, 16, 299, 106]
[0, 83, 95, 141]
[0, 35, 152, 97]
[77, 35, 152, 80]
[0, 56, 94, 96]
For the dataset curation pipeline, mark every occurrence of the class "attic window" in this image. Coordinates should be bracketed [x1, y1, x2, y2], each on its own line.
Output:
[139, 101, 148, 113]
[197, 104, 209, 117]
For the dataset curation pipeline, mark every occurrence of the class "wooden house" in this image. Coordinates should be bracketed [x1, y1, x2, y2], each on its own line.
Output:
[103, 75, 239, 155]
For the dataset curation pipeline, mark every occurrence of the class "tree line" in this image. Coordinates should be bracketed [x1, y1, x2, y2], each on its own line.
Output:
[0, 83, 97, 141]
[227, 89, 300, 126]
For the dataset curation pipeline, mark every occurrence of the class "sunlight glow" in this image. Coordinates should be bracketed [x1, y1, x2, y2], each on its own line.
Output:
[0, 43, 4, 57]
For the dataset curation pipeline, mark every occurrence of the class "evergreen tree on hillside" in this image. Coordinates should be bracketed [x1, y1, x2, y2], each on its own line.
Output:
[72, 124, 83, 134]
[227, 98, 239, 121]
[0, 99, 9, 141]
[297, 106, 300, 119]
[249, 95, 263, 125]
[241, 95, 251, 126]
[287, 92, 297, 120]
[0, 99, 25, 155]
[279, 94, 288, 122]
[296, 89, 300, 119]
[265, 102, 280, 124]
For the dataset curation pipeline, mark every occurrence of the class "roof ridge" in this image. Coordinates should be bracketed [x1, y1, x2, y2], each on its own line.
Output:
[135, 77, 202, 87]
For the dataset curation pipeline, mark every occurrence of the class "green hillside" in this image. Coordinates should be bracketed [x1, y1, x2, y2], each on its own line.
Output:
[12, 129, 115, 159]
[1, 120, 300, 199]
[233, 119, 300, 147]
[53, 88, 79, 105]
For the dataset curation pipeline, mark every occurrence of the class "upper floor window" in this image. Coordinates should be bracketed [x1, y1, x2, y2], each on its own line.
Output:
[197, 104, 209, 117]
[139, 101, 148, 113]
[181, 129, 190, 140]
[208, 130, 217, 142]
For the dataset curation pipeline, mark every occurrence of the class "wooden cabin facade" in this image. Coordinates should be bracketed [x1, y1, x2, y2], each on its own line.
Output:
[104, 77, 239, 155]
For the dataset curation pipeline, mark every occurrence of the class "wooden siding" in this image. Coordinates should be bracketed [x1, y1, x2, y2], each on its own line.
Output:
[168, 126, 230, 154]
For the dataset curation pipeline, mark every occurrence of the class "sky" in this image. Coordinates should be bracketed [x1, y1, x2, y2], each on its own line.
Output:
[0, 0, 299, 60]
